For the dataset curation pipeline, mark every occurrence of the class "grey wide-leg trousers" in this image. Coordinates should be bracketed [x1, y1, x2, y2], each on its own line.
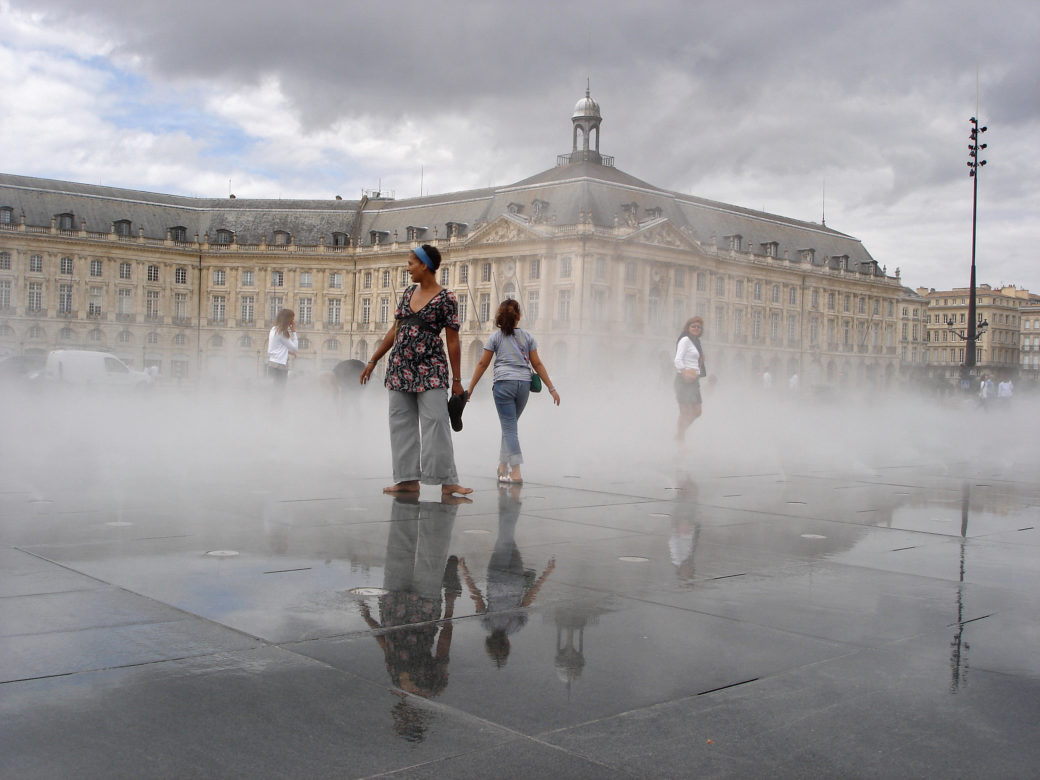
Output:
[388, 389, 460, 485]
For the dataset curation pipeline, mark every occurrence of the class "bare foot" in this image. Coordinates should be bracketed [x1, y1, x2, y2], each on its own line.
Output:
[508, 469, 523, 483]
[383, 481, 420, 494]
[441, 483, 473, 496]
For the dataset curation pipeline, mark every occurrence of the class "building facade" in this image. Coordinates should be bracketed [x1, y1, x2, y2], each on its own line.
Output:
[917, 284, 1039, 378]
[0, 90, 927, 387]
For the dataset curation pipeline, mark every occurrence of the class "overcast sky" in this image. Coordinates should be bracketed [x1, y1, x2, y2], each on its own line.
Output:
[1, 0, 1037, 293]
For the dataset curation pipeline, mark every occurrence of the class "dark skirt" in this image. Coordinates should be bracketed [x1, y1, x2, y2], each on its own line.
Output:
[674, 374, 702, 405]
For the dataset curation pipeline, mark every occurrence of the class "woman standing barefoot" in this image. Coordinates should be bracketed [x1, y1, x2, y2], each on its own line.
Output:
[360, 245, 472, 497]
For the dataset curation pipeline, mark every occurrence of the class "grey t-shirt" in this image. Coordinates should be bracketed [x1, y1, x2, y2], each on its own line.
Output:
[484, 329, 537, 382]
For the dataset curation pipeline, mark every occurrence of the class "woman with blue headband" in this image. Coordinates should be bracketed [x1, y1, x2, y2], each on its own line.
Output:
[360, 244, 472, 496]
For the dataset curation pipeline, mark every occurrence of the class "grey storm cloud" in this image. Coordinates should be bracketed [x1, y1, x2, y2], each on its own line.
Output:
[7, 0, 1040, 289]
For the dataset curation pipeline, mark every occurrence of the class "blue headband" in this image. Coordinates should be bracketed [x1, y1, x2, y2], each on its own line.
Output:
[413, 246, 435, 271]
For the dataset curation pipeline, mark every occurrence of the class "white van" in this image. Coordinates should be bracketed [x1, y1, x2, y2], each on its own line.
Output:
[44, 350, 153, 388]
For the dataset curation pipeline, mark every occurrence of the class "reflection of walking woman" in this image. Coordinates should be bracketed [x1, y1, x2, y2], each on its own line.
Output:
[267, 308, 298, 390]
[466, 299, 560, 484]
[458, 484, 555, 667]
[360, 245, 471, 496]
[674, 316, 706, 448]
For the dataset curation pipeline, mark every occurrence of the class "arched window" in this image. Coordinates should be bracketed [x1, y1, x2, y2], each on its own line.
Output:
[215, 229, 234, 244]
[325, 338, 340, 350]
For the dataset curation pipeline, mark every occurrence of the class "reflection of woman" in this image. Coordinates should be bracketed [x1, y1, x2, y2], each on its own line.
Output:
[674, 316, 707, 449]
[357, 496, 467, 740]
[668, 472, 700, 584]
[466, 299, 559, 484]
[267, 308, 298, 390]
[459, 484, 555, 666]
[359, 245, 471, 496]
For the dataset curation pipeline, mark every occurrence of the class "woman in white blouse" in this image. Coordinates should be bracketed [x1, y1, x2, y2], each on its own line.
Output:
[267, 308, 298, 391]
[674, 316, 706, 449]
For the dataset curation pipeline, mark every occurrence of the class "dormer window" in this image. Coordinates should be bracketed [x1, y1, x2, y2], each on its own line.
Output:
[406, 226, 427, 241]
[831, 254, 849, 270]
[169, 226, 188, 242]
[446, 221, 468, 238]
[0, 207, 13, 224]
[114, 219, 132, 237]
[760, 241, 778, 257]
[57, 213, 75, 230]
[646, 207, 663, 220]
[532, 199, 550, 223]
[273, 230, 290, 245]
[507, 202, 524, 215]
[370, 230, 390, 245]
[332, 231, 350, 246]
[215, 229, 234, 244]
[724, 235, 743, 252]
[800, 249, 816, 264]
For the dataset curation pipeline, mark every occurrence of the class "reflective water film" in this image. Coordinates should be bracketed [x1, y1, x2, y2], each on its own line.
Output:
[2, 380, 1039, 776]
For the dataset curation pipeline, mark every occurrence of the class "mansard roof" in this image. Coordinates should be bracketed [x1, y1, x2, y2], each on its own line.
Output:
[0, 160, 877, 273]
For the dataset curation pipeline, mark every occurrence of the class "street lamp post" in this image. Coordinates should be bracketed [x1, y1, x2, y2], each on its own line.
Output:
[963, 116, 987, 375]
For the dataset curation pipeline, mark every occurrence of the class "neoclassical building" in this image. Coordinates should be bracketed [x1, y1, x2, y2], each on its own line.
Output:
[0, 90, 927, 386]
[917, 284, 1039, 378]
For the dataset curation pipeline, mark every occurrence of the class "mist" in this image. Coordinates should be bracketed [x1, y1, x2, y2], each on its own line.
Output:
[4, 364, 1035, 510]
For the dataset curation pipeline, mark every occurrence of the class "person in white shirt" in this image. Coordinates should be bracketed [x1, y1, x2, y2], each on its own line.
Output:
[674, 316, 706, 449]
[267, 308, 298, 390]
[997, 377, 1014, 409]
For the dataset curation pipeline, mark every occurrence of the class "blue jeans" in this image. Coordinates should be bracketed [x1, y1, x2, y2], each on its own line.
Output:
[492, 380, 530, 466]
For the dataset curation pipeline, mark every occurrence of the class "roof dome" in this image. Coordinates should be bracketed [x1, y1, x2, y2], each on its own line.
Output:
[573, 89, 600, 119]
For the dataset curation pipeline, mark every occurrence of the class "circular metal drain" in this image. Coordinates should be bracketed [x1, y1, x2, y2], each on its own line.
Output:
[205, 550, 240, 557]
[348, 586, 389, 597]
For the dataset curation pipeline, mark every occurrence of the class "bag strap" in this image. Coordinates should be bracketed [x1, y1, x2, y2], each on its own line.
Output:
[502, 330, 531, 367]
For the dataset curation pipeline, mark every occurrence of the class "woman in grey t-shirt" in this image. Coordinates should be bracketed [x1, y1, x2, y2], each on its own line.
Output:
[466, 299, 560, 483]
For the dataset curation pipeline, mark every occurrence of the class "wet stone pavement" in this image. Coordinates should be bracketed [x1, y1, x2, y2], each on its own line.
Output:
[3, 456, 1040, 778]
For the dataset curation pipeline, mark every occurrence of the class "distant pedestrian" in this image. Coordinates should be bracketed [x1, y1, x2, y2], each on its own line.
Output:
[997, 376, 1014, 409]
[267, 308, 298, 392]
[788, 372, 799, 394]
[360, 244, 471, 497]
[978, 374, 995, 410]
[762, 369, 773, 390]
[674, 316, 708, 450]
[466, 298, 559, 484]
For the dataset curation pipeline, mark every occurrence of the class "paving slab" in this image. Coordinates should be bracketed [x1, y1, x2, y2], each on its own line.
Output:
[2, 392, 1039, 778]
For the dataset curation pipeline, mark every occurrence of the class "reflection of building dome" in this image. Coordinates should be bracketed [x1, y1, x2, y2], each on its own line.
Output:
[573, 91, 601, 119]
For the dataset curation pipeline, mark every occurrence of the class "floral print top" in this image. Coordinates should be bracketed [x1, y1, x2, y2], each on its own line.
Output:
[385, 285, 460, 392]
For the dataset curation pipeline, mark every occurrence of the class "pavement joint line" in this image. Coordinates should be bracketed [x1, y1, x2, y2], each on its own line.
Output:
[0, 648, 269, 686]
[11, 545, 273, 645]
[948, 613, 994, 627]
[697, 677, 761, 696]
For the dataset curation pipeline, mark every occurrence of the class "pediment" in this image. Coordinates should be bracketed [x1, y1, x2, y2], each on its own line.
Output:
[625, 219, 698, 250]
[468, 214, 548, 245]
